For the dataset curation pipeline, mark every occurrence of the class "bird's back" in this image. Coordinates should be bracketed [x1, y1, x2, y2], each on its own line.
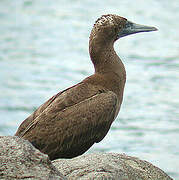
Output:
[15, 74, 119, 160]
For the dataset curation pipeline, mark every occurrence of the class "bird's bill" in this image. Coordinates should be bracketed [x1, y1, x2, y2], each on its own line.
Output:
[119, 20, 158, 38]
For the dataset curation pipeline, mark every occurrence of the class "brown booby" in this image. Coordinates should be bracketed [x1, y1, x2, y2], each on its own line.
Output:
[15, 14, 157, 160]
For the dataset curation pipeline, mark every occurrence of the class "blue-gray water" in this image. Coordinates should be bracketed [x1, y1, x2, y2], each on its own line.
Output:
[0, 0, 179, 179]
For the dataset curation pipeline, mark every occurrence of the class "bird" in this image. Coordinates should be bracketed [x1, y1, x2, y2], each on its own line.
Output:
[15, 14, 157, 160]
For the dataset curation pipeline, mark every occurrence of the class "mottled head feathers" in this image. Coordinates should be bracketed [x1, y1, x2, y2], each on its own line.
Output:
[95, 14, 126, 28]
[90, 14, 127, 42]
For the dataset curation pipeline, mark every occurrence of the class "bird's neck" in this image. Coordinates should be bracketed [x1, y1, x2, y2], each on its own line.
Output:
[89, 37, 126, 80]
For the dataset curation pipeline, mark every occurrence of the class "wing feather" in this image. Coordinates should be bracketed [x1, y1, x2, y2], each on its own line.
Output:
[19, 91, 118, 159]
[15, 81, 97, 137]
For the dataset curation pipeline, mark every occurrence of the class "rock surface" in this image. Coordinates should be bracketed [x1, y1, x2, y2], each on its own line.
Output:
[0, 136, 173, 180]
[53, 153, 173, 180]
[0, 136, 66, 180]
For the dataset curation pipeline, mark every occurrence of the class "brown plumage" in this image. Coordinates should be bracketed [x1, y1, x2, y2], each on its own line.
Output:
[15, 14, 157, 160]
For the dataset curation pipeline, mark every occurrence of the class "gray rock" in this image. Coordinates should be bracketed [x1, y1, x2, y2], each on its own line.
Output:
[0, 136, 173, 180]
[53, 153, 173, 180]
[0, 136, 66, 180]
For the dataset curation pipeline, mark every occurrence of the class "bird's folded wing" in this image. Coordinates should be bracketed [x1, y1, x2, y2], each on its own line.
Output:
[15, 81, 92, 137]
[19, 91, 118, 152]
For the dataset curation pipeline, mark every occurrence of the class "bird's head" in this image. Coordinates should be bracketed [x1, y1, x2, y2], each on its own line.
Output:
[90, 14, 157, 44]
